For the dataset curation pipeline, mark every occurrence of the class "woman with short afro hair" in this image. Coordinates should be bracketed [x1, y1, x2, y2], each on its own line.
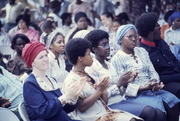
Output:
[63, 38, 142, 121]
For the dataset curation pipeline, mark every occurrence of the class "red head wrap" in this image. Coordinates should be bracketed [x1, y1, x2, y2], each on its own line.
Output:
[22, 42, 47, 68]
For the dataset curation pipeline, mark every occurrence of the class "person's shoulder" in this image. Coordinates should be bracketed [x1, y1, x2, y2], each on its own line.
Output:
[64, 71, 81, 83]
[82, 1, 90, 5]
[28, 28, 38, 32]
[115, 50, 124, 56]
[16, 2, 25, 8]
[165, 27, 172, 34]
[135, 47, 149, 56]
[135, 47, 147, 52]
[24, 74, 36, 85]
[111, 50, 123, 61]
[87, 26, 95, 31]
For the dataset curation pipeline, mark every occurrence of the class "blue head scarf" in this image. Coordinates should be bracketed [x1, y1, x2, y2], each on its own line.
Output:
[169, 12, 180, 23]
[116, 24, 138, 45]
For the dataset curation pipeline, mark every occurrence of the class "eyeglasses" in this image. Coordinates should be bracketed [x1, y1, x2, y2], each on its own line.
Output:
[98, 43, 110, 49]
[124, 35, 139, 40]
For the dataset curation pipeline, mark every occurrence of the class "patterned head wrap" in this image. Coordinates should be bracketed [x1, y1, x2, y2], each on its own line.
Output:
[116, 24, 138, 45]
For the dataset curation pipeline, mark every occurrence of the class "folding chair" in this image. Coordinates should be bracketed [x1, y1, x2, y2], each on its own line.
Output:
[18, 102, 30, 121]
[0, 107, 20, 121]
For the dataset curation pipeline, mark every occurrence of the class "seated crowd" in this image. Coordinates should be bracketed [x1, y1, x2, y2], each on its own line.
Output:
[0, 0, 179, 121]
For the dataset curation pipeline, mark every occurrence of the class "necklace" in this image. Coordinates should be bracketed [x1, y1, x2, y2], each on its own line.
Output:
[72, 69, 95, 84]
[131, 54, 138, 64]
[46, 76, 55, 89]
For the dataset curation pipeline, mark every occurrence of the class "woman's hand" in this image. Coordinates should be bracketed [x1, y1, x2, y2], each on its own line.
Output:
[147, 81, 159, 90]
[0, 97, 11, 108]
[64, 77, 87, 101]
[139, 81, 163, 92]
[118, 71, 137, 87]
[152, 82, 164, 91]
[95, 77, 110, 93]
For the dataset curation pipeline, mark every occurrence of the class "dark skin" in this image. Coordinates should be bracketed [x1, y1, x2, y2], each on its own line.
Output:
[9, 37, 32, 75]
[75, 0, 100, 24]
[0, 97, 11, 108]
[14, 37, 27, 56]
[92, 38, 136, 89]
[76, 0, 83, 4]
[72, 49, 110, 112]
[121, 29, 164, 92]
[0, 70, 11, 108]
[8, 0, 16, 5]
[139, 22, 180, 121]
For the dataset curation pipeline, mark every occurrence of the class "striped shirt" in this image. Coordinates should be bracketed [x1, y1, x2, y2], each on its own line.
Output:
[111, 47, 160, 88]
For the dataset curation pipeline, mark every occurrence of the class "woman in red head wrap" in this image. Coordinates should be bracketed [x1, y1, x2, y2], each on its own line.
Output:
[22, 42, 86, 121]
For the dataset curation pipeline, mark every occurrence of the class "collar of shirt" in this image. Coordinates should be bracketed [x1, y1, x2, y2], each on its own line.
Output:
[141, 38, 156, 47]
[48, 51, 64, 62]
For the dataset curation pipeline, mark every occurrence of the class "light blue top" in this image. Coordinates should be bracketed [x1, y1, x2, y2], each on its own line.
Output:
[0, 66, 23, 111]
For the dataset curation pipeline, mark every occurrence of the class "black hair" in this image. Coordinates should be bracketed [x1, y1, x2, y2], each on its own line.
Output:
[0, 20, 2, 30]
[164, 9, 175, 22]
[61, 12, 72, 25]
[65, 38, 91, 65]
[102, 12, 114, 20]
[87, 18, 92, 26]
[85, 29, 109, 53]
[42, 20, 54, 32]
[49, 0, 61, 10]
[11, 34, 30, 50]
[48, 1, 61, 13]
[116, 12, 130, 25]
[135, 12, 159, 38]
[113, 18, 122, 25]
[16, 14, 31, 26]
[74, 12, 87, 23]
[51, 32, 64, 45]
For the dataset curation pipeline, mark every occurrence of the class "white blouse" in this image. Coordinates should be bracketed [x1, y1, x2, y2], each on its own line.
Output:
[62, 71, 142, 121]
[85, 58, 125, 106]
[46, 51, 68, 88]
[62, 71, 111, 121]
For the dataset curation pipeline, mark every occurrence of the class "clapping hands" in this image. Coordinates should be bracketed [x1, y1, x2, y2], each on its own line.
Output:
[94, 77, 110, 93]
[148, 80, 164, 91]
[64, 77, 87, 101]
[118, 71, 138, 87]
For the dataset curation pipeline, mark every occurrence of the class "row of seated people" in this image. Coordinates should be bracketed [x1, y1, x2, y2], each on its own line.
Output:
[0, 3, 179, 62]
[0, 12, 179, 121]
[0, 10, 179, 68]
